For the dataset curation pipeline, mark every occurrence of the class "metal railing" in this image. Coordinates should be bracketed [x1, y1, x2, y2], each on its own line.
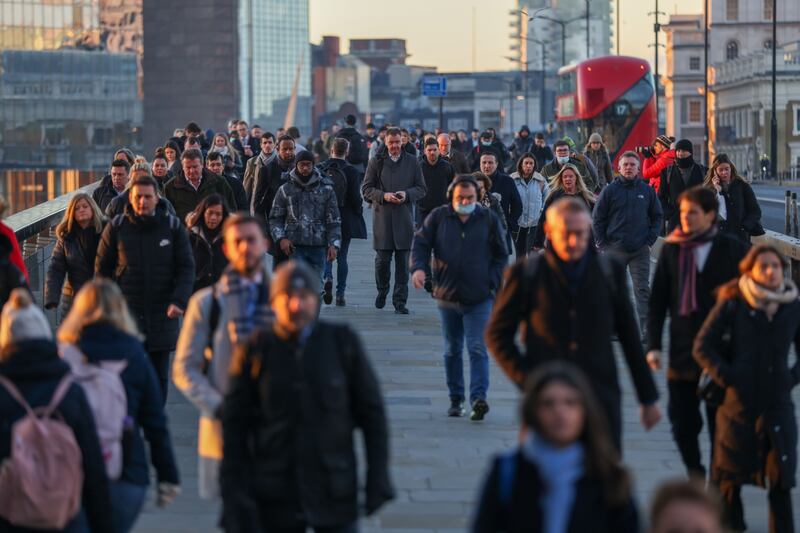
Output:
[4, 183, 98, 324]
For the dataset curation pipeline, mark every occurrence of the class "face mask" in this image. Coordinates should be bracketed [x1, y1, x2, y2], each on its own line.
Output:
[557, 156, 570, 164]
[481, 141, 492, 147]
[677, 155, 694, 168]
[454, 202, 476, 215]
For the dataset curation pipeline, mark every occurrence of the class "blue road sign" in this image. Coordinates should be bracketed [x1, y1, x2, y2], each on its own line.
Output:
[422, 76, 447, 97]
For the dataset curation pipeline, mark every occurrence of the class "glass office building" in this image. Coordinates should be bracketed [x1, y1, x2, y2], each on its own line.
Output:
[239, 0, 311, 135]
[0, 0, 143, 170]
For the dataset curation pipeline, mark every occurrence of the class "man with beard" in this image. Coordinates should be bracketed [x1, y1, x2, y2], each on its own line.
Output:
[251, 135, 296, 269]
[269, 150, 341, 283]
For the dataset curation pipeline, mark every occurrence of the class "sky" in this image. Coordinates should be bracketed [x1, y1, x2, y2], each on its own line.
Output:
[309, 0, 703, 72]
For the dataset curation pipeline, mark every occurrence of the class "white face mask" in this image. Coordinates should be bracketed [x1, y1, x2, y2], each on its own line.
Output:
[557, 156, 570, 165]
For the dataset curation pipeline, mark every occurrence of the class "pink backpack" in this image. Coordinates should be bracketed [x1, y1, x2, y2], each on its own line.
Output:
[60, 343, 128, 480]
[0, 374, 83, 529]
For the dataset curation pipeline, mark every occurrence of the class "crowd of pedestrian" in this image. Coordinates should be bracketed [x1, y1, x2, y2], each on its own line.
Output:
[0, 112, 790, 533]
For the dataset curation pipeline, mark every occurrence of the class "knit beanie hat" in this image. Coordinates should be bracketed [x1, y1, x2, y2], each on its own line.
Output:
[0, 289, 52, 348]
[675, 139, 694, 153]
[295, 150, 315, 165]
[654, 135, 674, 150]
[270, 260, 320, 301]
[562, 136, 576, 149]
[588, 132, 603, 144]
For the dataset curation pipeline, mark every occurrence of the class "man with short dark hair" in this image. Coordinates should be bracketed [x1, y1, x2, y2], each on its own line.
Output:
[96, 174, 195, 401]
[251, 135, 296, 269]
[269, 151, 341, 284]
[93, 159, 132, 212]
[164, 149, 236, 222]
[531, 132, 554, 170]
[486, 197, 662, 448]
[336, 114, 369, 173]
[320, 138, 367, 306]
[234, 120, 258, 164]
[541, 139, 594, 189]
[206, 152, 247, 211]
[287, 126, 306, 152]
[362, 127, 427, 314]
[478, 151, 522, 245]
[174, 212, 272, 500]
[220, 260, 394, 531]
[468, 131, 496, 171]
[647, 186, 747, 478]
[243, 132, 275, 199]
[593, 151, 663, 341]
[411, 175, 508, 420]
[418, 138, 455, 226]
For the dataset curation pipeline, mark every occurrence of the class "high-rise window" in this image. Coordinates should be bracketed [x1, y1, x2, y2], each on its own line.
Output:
[726, 0, 738, 21]
[688, 100, 702, 123]
[689, 56, 701, 70]
[726, 41, 739, 61]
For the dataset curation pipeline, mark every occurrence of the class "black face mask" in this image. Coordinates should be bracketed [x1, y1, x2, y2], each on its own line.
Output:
[677, 155, 694, 169]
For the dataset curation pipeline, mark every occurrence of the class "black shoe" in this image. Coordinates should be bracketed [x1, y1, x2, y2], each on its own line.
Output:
[394, 304, 409, 315]
[423, 279, 433, 293]
[375, 292, 387, 309]
[447, 397, 465, 417]
[470, 399, 489, 421]
[335, 294, 346, 307]
[323, 279, 333, 305]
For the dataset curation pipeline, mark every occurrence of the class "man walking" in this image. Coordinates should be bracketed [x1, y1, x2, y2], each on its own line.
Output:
[269, 150, 341, 283]
[251, 134, 296, 268]
[478, 151, 522, 247]
[411, 175, 508, 420]
[243, 132, 275, 200]
[93, 159, 131, 212]
[593, 151, 664, 341]
[658, 139, 707, 233]
[96, 174, 195, 401]
[206, 152, 247, 212]
[173, 213, 271, 500]
[486, 197, 661, 448]
[320, 138, 367, 306]
[362, 127, 427, 314]
[336, 114, 369, 175]
[541, 139, 594, 190]
[437, 133, 469, 174]
[648, 186, 748, 478]
[418, 138, 455, 225]
[220, 260, 394, 532]
[164, 149, 236, 222]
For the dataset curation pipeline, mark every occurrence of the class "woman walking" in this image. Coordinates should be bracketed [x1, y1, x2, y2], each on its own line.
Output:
[694, 244, 799, 533]
[703, 154, 763, 244]
[186, 194, 229, 293]
[510, 153, 548, 257]
[531, 164, 596, 250]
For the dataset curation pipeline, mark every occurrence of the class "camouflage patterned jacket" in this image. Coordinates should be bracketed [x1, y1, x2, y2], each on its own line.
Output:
[269, 169, 342, 248]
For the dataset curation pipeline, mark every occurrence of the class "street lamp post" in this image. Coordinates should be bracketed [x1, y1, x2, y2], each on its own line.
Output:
[770, 0, 778, 178]
[523, 37, 548, 128]
[586, 0, 590, 58]
[703, 0, 710, 165]
[530, 11, 588, 66]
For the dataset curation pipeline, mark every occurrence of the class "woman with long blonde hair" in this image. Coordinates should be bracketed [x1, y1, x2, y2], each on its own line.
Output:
[58, 279, 180, 533]
[45, 192, 106, 315]
[209, 132, 241, 167]
[531, 164, 596, 250]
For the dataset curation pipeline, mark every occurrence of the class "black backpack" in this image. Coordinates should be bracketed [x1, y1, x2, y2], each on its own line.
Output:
[318, 160, 348, 208]
[339, 130, 368, 166]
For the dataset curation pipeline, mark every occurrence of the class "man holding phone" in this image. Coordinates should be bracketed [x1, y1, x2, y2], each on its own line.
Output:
[362, 127, 427, 314]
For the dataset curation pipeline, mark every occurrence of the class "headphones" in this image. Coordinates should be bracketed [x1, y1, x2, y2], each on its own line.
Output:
[446, 174, 481, 201]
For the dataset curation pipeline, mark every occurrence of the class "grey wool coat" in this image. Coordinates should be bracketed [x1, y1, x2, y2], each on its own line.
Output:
[361, 152, 427, 250]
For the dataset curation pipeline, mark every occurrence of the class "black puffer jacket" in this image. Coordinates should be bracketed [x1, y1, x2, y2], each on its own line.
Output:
[92, 174, 123, 213]
[252, 156, 293, 225]
[221, 322, 394, 531]
[105, 194, 176, 219]
[45, 224, 105, 314]
[95, 205, 195, 351]
[0, 340, 114, 533]
[694, 285, 800, 488]
[188, 225, 227, 293]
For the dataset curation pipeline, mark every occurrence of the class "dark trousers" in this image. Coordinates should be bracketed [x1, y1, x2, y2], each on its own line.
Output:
[375, 249, 409, 307]
[512, 226, 536, 258]
[272, 522, 358, 533]
[323, 238, 351, 295]
[148, 350, 171, 405]
[667, 378, 717, 478]
[719, 481, 794, 533]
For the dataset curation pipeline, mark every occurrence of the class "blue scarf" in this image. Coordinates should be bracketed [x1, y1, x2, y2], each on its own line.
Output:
[217, 261, 272, 345]
[522, 433, 584, 533]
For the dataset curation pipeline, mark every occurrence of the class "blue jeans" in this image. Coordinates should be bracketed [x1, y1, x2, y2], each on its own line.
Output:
[323, 238, 351, 295]
[109, 480, 147, 533]
[437, 299, 492, 402]
[293, 245, 326, 285]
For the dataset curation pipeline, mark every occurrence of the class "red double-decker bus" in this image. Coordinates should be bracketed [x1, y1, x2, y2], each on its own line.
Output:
[556, 56, 657, 168]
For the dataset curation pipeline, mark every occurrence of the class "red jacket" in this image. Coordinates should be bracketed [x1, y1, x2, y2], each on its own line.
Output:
[642, 149, 675, 192]
[0, 222, 28, 282]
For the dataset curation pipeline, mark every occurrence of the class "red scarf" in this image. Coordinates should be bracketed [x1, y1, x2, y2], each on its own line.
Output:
[664, 226, 717, 316]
